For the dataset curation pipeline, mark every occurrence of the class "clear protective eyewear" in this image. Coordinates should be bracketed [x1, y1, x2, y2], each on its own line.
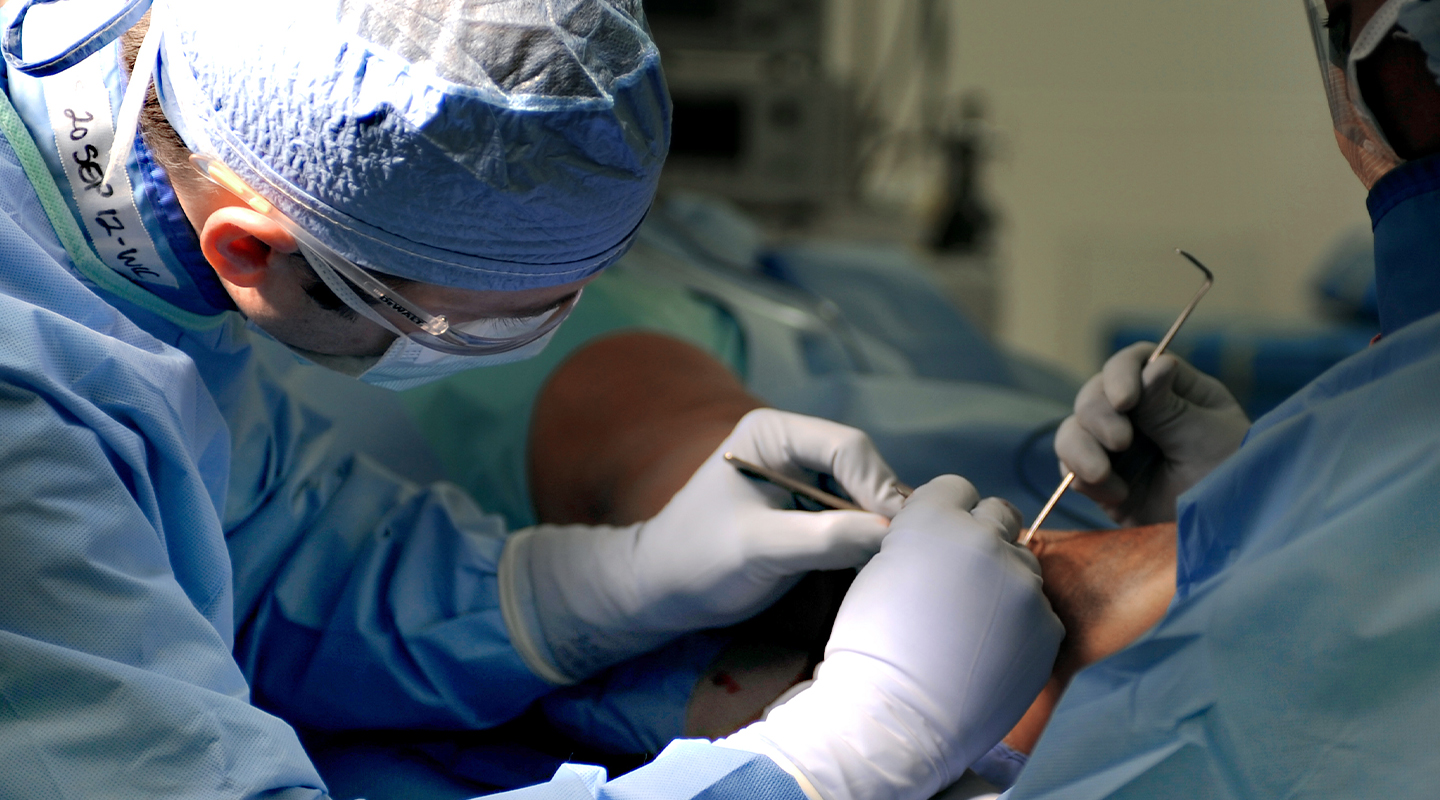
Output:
[1302, 0, 1409, 188]
[191, 154, 580, 356]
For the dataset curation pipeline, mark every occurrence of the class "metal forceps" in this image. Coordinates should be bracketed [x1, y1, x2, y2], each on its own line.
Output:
[1020, 249, 1214, 546]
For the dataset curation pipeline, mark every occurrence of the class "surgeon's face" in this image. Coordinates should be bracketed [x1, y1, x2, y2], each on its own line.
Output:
[1327, 0, 1440, 159]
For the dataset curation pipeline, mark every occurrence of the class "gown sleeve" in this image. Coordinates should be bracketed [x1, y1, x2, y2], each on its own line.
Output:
[0, 301, 324, 798]
[483, 741, 810, 800]
[219, 344, 559, 730]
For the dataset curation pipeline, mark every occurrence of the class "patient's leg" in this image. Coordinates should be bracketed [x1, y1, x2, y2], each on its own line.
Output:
[529, 332, 764, 525]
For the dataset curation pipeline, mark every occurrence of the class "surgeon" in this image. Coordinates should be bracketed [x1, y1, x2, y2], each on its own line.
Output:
[973, 0, 1440, 796]
[0, 0, 1063, 798]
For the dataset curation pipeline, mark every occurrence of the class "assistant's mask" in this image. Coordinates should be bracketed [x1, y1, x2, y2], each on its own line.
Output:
[1306, 0, 1440, 188]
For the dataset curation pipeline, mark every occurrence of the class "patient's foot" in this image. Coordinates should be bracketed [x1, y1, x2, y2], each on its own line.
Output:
[1032, 523, 1177, 680]
[1003, 522, 1177, 753]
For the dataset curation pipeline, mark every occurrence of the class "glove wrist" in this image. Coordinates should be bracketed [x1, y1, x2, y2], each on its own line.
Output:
[499, 524, 676, 683]
[723, 654, 960, 800]
[498, 528, 574, 684]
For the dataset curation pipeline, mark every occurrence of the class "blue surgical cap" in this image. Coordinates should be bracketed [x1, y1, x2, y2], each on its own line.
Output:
[146, 0, 669, 291]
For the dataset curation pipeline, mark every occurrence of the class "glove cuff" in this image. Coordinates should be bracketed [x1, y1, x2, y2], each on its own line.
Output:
[724, 654, 958, 800]
[498, 529, 575, 685]
[501, 523, 678, 682]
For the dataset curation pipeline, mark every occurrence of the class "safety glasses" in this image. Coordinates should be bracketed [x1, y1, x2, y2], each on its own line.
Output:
[1306, 0, 1418, 67]
[191, 154, 580, 356]
[1309, 0, 1353, 67]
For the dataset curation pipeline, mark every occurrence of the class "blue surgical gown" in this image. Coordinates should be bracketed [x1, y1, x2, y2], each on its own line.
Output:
[0, 48, 806, 800]
[1004, 154, 1440, 798]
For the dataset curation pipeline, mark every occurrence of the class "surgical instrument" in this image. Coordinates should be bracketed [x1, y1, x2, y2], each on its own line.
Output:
[725, 452, 913, 510]
[725, 452, 865, 510]
[1020, 249, 1214, 546]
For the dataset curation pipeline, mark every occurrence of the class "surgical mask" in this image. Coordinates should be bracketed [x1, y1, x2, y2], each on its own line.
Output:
[248, 315, 562, 391]
[1306, 0, 1440, 188]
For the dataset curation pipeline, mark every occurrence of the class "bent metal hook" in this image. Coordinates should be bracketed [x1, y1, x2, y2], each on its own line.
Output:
[1020, 249, 1214, 546]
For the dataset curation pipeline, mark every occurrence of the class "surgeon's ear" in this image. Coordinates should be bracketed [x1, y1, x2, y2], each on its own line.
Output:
[199, 206, 299, 289]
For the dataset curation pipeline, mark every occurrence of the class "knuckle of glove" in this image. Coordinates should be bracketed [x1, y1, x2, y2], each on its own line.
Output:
[1056, 416, 1112, 483]
[1102, 344, 1152, 408]
[727, 407, 782, 449]
[833, 423, 872, 453]
[1072, 372, 1108, 415]
[971, 497, 1022, 539]
[1116, 341, 1157, 369]
[813, 510, 889, 554]
[1075, 383, 1133, 451]
[1054, 415, 1087, 462]
[737, 407, 782, 427]
[900, 474, 980, 512]
[887, 512, 1011, 569]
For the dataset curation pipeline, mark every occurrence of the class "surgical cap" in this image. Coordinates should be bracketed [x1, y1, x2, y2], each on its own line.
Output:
[168, 0, 670, 290]
[6, 0, 670, 291]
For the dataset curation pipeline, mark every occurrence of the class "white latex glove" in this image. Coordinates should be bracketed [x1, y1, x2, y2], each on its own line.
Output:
[721, 476, 1062, 800]
[500, 409, 908, 683]
[1055, 342, 1250, 526]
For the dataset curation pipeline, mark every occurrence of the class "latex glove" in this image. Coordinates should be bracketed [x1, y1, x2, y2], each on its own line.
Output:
[501, 409, 908, 684]
[1055, 342, 1250, 526]
[721, 476, 1062, 800]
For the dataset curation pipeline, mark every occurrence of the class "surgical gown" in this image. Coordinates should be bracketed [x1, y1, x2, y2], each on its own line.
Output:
[1004, 153, 1440, 798]
[0, 45, 806, 800]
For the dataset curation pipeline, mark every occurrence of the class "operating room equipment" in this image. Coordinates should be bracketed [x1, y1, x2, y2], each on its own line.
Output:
[1022, 250, 1213, 544]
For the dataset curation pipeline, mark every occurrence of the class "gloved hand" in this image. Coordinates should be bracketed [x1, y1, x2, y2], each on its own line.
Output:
[720, 476, 1062, 800]
[500, 409, 908, 684]
[1055, 342, 1250, 526]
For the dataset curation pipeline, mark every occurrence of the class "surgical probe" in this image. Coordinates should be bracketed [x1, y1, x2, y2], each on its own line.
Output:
[725, 452, 912, 512]
[1020, 249, 1214, 546]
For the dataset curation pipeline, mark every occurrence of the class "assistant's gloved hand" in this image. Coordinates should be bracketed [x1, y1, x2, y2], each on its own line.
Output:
[1055, 342, 1250, 526]
[500, 409, 908, 684]
[720, 476, 1062, 800]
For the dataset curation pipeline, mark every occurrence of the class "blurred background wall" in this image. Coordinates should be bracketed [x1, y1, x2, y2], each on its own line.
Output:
[648, 0, 1374, 374]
